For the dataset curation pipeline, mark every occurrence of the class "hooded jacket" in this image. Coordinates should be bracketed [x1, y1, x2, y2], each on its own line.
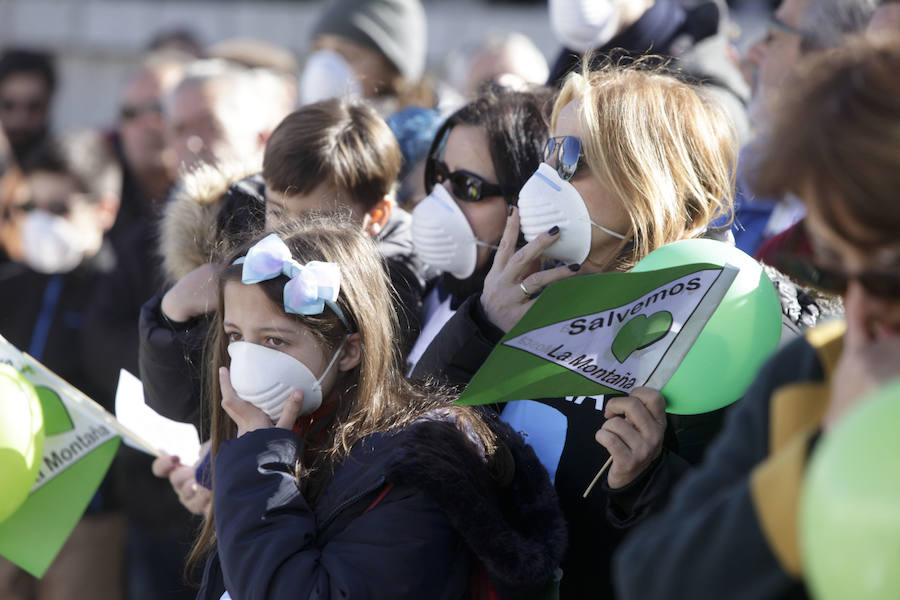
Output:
[139, 165, 429, 427]
[197, 414, 567, 600]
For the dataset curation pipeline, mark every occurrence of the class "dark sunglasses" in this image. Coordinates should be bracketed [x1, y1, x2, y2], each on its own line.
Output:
[0, 98, 46, 114]
[543, 136, 585, 181]
[783, 258, 900, 298]
[119, 101, 163, 122]
[428, 158, 509, 203]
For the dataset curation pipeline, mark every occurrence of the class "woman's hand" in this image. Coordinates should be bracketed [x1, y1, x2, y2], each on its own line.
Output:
[595, 387, 667, 489]
[160, 263, 219, 323]
[151, 447, 212, 517]
[480, 206, 581, 333]
[219, 366, 305, 437]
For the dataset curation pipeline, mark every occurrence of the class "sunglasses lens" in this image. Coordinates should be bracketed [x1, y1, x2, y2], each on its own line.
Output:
[859, 273, 900, 298]
[543, 137, 558, 163]
[557, 137, 580, 181]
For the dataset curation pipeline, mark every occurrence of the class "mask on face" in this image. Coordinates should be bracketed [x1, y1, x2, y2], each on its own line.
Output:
[21, 210, 86, 274]
[412, 184, 499, 280]
[227, 337, 346, 422]
[550, 0, 622, 53]
[299, 49, 363, 106]
[517, 162, 627, 265]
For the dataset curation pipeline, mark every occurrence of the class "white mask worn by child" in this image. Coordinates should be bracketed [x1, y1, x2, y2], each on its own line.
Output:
[298, 49, 363, 106]
[517, 162, 626, 265]
[411, 184, 498, 280]
[227, 337, 347, 422]
[21, 210, 86, 274]
[549, 0, 623, 53]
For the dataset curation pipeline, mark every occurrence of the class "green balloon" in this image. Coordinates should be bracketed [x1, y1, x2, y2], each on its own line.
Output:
[0, 364, 44, 522]
[801, 378, 900, 600]
[633, 238, 782, 414]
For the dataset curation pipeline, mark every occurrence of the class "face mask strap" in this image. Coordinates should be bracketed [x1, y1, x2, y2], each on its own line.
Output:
[474, 240, 500, 251]
[590, 220, 628, 240]
[316, 335, 349, 385]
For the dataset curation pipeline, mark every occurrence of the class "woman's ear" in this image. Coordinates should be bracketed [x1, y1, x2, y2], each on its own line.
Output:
[338, 332, 362, 372]
[362, 195, 393, 237]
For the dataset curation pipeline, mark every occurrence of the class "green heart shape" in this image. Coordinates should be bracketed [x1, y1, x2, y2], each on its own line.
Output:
[34, 386, 74, 436]
[612, 311, 674, 363]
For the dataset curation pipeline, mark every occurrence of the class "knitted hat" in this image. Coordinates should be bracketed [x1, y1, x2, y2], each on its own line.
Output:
[312, 0, 427, 83]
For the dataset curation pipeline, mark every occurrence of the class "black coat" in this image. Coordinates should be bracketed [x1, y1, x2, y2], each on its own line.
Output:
[197, 416, 567, 600]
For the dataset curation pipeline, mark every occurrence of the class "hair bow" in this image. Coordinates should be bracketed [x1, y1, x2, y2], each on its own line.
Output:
[235, 233, 349, 327]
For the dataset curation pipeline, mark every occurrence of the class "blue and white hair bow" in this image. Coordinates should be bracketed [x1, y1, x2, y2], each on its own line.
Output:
[235, 233, 350, 328]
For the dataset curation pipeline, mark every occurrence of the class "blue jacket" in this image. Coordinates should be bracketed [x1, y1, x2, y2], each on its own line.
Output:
[197, 415, 566, 600]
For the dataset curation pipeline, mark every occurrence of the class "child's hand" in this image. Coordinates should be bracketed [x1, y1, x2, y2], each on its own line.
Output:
[219, 366, 305, 436]
[151, 451, 212, 517]
[160, 263, 219, 322]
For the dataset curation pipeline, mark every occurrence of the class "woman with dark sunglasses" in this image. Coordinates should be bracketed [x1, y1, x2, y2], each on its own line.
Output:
[406, 87, 553, 372]
[412, 59, 740, 597]
[615, 35, 900, 600]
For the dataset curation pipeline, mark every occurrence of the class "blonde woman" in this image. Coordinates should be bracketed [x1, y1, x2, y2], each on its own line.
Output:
[413, 60, 737, 596]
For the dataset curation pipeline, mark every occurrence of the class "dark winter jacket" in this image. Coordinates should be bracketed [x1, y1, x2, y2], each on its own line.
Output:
[548, 0, 750, 143]
[409, 265, 840, 597]
[197, 415, 567, 600]
[139, 168, 429, 428]
[612, 320, 845, 600]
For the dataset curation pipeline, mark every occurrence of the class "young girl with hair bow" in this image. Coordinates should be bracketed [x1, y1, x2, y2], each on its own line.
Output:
[190, 215, 566, 600]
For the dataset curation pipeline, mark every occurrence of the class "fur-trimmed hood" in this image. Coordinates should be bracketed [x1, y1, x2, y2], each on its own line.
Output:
[158, 164, 265, 285]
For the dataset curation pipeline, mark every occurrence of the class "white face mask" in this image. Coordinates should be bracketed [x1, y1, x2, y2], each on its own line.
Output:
[298, 49, 363, 106]
[549, 0, 622, 53]
[517, 163, 626, 265]
[21, 210, 86, 274]
[227, 338, 346, 422]
[412, 184, 498, 280]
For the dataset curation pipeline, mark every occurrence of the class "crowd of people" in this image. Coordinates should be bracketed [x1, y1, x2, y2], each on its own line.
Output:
[0, 0, 897, 597]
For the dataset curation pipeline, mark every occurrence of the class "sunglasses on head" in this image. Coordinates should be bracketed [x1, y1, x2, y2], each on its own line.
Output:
[783, 258, 900, 299]
[427, 158, 509, 203]
[543, 136, 587, 182]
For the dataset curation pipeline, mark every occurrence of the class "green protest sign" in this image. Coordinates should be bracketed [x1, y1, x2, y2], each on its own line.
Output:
[456, 239, 783, 414]
[0, 335, 121, 577]
[457, 263, 735, 409]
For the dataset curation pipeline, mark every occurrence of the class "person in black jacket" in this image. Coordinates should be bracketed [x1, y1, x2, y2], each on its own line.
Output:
[407, 88, 552, 373]
[0, 133, 126, 598]
[177, 216, 566, 599]
[613, 35, 900, 600]
[547, 0, 750, 143]
[413, 59, 741, 597]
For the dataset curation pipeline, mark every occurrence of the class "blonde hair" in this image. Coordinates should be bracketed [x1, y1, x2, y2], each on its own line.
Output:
[552, 58, 737, 269]
[186, 213, 495, 576]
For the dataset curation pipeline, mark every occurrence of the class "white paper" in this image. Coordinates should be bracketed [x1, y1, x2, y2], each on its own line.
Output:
[115, 369, 200, 465]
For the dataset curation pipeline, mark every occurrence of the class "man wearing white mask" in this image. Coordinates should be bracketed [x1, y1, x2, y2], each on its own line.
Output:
[547, 0, 750, 143]
[0, 131, 125, 599]
[299, 0, 432, 113]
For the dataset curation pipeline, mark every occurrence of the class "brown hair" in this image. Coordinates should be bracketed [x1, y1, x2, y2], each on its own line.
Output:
[185, 214, 495, 577]
[262, 98, 402, 211]
[753, 35, 900, 249]
[553, 56, 737, 270]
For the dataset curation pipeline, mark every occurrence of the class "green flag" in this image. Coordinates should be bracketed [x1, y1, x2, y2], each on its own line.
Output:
[0, 334, 121, 578]
[456, 263, 736, 410]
